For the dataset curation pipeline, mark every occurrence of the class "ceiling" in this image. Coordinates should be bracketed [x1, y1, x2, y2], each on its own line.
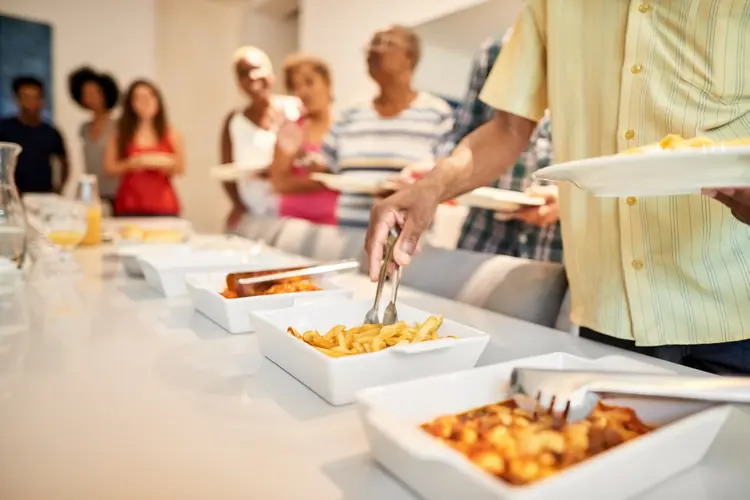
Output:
[413, 0, 522, 53]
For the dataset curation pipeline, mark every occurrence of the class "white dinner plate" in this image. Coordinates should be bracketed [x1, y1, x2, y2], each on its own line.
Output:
[134, 152, 175, 167]
[534, 146, 750, 197]
[310, 173, 388, 194]
[457, 187, 545, 212]
[210, 162, 269, 181]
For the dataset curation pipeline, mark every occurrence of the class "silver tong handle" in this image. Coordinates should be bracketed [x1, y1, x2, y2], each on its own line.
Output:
[581, 372, 750, 404]
[236, 259, 359, 286]
[372, 229, 399, 307]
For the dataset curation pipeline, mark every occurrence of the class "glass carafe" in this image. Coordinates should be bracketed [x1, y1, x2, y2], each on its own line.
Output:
[0, 143, 28, 268]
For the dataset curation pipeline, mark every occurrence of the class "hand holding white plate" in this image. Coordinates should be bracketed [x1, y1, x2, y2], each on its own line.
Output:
[457, 187, 545, 212]
[534, 145, 750, 197]
[130, 152, 176, 169]
[210, 162, 269, 181]
[310, 173, 391, 195]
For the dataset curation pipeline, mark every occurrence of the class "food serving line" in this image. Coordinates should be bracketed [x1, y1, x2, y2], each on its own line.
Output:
[1, 232, 750, 500]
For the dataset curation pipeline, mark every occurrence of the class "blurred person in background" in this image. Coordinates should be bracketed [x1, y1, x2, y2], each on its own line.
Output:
[436, 33, 562, 263]
[0, 76, 69, 194]
[269, 53, 338, 225]
[105, 80, 185, 216]
[68, 66, 120, 207]
[221, 46, 300, 230]
[321, 25, 454, 228]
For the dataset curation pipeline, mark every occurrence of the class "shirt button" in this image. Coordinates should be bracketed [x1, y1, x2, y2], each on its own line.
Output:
[632, 259, 644, 270]
[626, 197, 637, 206]
[624, 129, 635, 140]
[638, 4, 651, 13]
[631, 64, 643, 74]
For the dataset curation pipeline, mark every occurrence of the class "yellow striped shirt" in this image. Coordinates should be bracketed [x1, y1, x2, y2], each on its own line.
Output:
[480, 0, 750, 346]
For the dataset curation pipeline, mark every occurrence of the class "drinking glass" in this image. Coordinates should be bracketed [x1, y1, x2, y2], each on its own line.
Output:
[41, 201, 87, 274]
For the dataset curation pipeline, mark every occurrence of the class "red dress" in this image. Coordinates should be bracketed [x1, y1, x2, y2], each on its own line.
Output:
[114, 135, 180, 216]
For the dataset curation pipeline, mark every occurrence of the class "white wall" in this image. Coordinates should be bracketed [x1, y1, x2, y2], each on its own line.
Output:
[300, 0, 493, 110]
[0, 0, 157, 191]
[155, 0, 244, 233]
[414, 43, 473, 100]
[155, 0, 298, 233]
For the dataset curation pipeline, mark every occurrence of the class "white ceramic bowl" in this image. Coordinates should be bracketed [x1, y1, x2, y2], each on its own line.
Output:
[185, 272, 353, 334]
[249, 299, 489, 405]
[356, 352, 729, 500]
[139, 250, 308, 297]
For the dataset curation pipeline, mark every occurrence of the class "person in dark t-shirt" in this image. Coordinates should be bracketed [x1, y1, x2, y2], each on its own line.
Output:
[0, 76, 69, 194]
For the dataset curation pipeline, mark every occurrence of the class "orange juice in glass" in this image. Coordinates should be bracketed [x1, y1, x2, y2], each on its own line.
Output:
[76, 174, 102, 246]
[41, 201, 87, 273]
[80, 204, 102, 246]
[47, 230, 85, 248]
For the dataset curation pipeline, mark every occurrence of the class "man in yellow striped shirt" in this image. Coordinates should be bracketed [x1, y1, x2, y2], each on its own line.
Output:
[365, 0, 750, 374]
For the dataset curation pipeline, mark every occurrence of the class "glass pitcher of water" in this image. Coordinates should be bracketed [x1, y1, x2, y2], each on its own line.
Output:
[0, 143, 28, 268]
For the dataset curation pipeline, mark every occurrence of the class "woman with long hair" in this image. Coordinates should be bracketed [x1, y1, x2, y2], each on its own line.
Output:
[104, 80, 185, 216]
[270, 53, 337, 224]
[68, 67, 120, 206]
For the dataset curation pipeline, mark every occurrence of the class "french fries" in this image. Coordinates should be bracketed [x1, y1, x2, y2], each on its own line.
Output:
[287, 315, 452, 357]
[621, 134, 750, 154]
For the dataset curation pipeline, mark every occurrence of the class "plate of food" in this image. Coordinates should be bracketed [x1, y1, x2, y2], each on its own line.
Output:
[249, 299, 489, 405]
[457, 187, 545, 212]
[185, 265, 352, 334]
[310, 173, 391, 195]
[113, 218, 193, 247]
[357, 352, 728, 500]
[534, 135, 750, 197]
[132, 152, 176, 168]
[209, 161, 270, 181]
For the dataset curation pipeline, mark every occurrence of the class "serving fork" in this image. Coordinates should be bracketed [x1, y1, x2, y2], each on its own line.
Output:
[510, 368, 750, 423]
[364, 228, 400, 325]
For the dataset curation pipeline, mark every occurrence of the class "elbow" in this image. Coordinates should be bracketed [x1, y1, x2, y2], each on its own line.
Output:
[490, 111, 536, 151]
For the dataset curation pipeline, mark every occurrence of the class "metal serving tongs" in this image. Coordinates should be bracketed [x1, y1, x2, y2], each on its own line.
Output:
[364, 228, 401, 325]
[510, 368, 750, 424]
[234, 259, 359, 296]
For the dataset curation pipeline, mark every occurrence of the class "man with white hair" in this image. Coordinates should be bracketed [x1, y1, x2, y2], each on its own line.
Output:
[220, 46, 299, 230]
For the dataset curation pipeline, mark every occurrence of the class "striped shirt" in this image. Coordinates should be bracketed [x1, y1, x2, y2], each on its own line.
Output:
[322, 92, 454, 227]
[481, 0, 750, 346]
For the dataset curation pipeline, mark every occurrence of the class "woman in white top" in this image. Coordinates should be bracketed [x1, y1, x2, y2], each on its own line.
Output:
[220, 46, 299, 230]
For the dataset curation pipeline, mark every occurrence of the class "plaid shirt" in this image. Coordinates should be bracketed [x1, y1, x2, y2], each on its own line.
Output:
[438, 36, 563, 263]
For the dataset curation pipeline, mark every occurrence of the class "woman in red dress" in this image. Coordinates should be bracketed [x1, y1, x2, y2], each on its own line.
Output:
[105, 80, 185, 216]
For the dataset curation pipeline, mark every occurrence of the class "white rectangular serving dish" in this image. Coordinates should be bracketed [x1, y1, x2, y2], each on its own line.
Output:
[249, 299, 489, 405]
[356, 352, 730, 500]
[116, 235, 262, 278]
[185, 271, 354, 334]
[139, 250, 307, 298]
[117, 243, 193, 278]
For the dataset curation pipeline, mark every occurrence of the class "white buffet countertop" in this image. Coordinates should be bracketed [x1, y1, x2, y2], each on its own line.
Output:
[0, 245, 748, 499]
